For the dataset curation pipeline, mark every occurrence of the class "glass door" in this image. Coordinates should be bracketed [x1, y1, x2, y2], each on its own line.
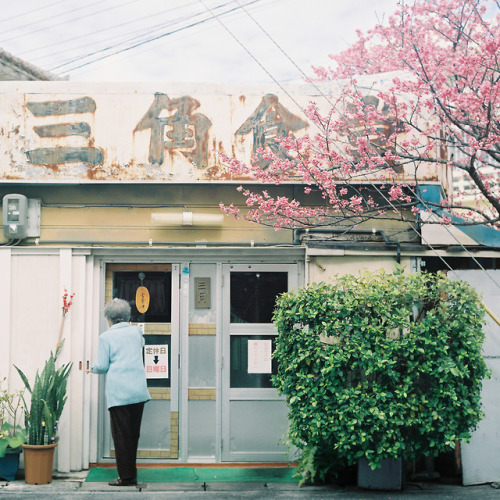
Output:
[221, 264, 297, 461]
[102, 263, 180, 460]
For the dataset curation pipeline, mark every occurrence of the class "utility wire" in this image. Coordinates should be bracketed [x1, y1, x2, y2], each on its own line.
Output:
[0, 0, 112, 43]
[47, 0, 245, 71]
[49, 0, 266, 73]
[19, 1, 200, 58]
[63, 0, 279, 78]
[0, 0, 72, 25]
[204, 0, 500, 289]
[38, 7, 204, 64]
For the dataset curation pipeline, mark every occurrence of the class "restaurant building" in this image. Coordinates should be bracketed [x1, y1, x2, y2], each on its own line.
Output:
[1, 78, 496, 472]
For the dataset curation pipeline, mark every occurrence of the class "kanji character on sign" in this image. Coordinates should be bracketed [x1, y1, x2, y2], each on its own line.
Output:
[235, 94, 307, 166]
[135, 93, 212, 169]
[26, 97, 104, 166]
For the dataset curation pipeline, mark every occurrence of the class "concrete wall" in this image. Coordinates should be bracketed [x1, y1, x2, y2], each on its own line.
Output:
[0, 184, 297, 246]
[307, 254, 412, 284]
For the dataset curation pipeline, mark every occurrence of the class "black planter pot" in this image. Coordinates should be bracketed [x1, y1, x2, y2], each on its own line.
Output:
[0, 447, 22, 481]
[358, 457, 403, 491]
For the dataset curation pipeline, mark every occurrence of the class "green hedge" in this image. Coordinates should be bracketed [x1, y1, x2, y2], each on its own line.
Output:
[272, 268, 489, 484]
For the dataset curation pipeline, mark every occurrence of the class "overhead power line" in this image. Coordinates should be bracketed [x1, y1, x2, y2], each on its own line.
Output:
[49, 0, 266, 73]
[0, 0, 114, 43]
[42, 0, 240, 69]
[0, 0, 72, 25]
[19, 0, 200, 58]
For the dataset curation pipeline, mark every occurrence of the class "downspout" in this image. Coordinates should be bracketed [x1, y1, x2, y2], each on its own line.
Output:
[483, 302, 500, 328]
[375, 230, 401, 264]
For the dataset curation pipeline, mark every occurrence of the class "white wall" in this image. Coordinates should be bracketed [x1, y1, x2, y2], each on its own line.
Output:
[5, 249, 92, 472]
[457, 270, 500, 485]
[307, 255, 411, 284]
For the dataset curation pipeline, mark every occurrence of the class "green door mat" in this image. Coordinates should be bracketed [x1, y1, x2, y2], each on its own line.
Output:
[86, 467, 297, 483]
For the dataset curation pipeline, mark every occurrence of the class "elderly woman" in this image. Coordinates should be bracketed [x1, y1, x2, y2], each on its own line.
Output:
[89, 298, 150, 487]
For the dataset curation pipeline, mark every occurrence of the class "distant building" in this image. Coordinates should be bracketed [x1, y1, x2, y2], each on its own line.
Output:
[0, 48, 63, 81]
[451, 163, 499, 205]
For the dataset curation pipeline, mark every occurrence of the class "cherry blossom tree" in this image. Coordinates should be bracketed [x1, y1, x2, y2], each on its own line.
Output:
[220, 0, 500, 232]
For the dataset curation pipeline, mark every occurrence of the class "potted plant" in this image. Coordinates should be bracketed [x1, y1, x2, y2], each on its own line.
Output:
[0, 378, 26, 481]
[14, 290, 74, 485]
[14, 342, 72, 484]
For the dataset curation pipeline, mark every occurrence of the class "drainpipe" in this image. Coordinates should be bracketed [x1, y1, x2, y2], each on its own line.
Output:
[483, 302, 500, 328]
[294, 228, 402, 264]
[22, 240, 299, 247]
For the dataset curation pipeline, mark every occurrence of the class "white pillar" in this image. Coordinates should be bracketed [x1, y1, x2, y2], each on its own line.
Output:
[56, 248, 72, 473]
[0, 249, 12, 380]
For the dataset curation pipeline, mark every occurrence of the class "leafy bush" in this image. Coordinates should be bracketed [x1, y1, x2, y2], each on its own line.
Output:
[15, 342, 72, 446]
[272, 267, 489, 484]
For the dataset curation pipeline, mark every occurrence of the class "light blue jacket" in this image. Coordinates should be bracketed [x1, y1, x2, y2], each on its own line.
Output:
[91, 322, 151, 409]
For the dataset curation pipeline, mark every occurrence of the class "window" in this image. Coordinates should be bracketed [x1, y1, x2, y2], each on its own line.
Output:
[113, 271, 172, 323]
[230, 272, 287, 323]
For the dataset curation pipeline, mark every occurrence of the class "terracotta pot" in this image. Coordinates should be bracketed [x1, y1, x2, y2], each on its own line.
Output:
[22, 443, 58, 485]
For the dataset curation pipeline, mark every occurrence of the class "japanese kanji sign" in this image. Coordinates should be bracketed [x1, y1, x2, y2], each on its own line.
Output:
[134, 93, 212, 169]
[247, 339, 272, 374]
[0, 80, 432, 183]
[135, 286, 150, 314]
[144, 344, 168, 379]
[25, 97, 104, 167]
[235, 93, 307, 166]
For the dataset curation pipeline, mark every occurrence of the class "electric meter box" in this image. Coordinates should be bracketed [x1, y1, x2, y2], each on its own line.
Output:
[2, 194, 28, 239]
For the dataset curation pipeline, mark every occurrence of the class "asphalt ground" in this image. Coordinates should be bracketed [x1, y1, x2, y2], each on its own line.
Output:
[2, 472, 500, 499]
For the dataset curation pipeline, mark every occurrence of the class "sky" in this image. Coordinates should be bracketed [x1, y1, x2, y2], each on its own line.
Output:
[0, 0, 401, 83]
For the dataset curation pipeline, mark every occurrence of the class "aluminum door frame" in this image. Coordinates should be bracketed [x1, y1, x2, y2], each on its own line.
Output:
[221, 263, 298, 462]
[99, 262, 181, 462]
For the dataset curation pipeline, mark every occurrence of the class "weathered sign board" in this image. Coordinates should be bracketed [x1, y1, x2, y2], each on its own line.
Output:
[0, 78, 438, 184]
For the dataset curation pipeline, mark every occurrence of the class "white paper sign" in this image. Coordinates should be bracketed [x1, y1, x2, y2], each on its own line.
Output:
[144, 344, 168, 379]
[247, 340, 272, 374]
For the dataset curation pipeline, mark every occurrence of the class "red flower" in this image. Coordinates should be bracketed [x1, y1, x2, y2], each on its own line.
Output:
[62, 291, 76, 315]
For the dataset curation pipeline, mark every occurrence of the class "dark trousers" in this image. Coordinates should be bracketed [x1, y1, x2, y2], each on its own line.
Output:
[109, 402, 145, 480]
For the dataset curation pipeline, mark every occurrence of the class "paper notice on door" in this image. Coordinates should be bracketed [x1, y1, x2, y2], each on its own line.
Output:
[144, 344, 168, 379]
[247, 339, 272, 374]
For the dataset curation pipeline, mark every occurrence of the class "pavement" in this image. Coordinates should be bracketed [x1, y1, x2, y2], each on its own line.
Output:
[2, 472, 500, 499]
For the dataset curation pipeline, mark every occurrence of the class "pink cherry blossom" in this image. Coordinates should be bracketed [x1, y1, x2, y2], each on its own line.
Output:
[219, 0, 499, 231]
